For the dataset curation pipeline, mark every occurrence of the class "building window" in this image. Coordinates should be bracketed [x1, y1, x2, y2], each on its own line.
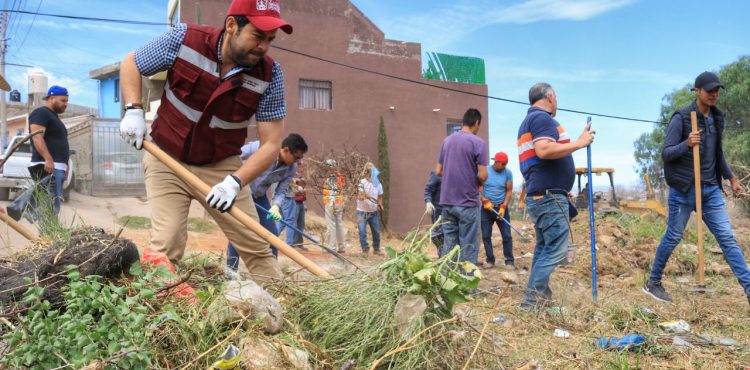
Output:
[446, 119, 461, 136]
[114, 79, 120, 103]
[299, 79, 332, 110]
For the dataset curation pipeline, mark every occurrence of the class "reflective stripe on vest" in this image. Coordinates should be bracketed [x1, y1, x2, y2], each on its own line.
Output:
[177, 45, 219, 78]
[164, 83, 251, 130]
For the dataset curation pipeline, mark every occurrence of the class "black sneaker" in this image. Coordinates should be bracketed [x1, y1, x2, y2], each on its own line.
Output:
[643, 281, 672, 302]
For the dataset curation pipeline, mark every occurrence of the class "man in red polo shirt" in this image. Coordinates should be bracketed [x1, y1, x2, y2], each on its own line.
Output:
[118, 0, 292, 282]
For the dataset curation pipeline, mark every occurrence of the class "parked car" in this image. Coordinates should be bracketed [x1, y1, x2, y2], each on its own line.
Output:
[0, 135, 75, 201]
[100, 152, 142, 184]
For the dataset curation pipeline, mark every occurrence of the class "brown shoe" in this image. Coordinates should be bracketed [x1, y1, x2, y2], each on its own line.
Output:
[373, 249, 383, 256]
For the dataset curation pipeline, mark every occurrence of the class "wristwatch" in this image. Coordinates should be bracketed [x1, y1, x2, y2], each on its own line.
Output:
[124, 103, 143, 111]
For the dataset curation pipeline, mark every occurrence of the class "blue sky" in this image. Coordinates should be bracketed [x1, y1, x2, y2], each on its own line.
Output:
[5, 0, 748, 185]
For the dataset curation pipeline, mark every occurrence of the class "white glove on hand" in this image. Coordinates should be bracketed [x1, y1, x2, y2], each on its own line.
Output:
[425, 202, 435, 216]
[120, 108, 146, 150]
[267, 204, 282, 221]
[206, 175, 242, 212]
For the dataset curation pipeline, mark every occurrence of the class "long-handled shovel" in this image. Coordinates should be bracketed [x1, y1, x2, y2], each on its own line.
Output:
[687, 111, 711, 293]
[142, 141, 330, 278]
[486, 206, 530, 242]
[586, 117, 598, 302]
[256, 203, 358, 268]
[0, 211, 38, 242]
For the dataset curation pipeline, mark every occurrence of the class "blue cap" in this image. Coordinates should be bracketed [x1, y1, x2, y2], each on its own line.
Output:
[44, 85, 68, 99]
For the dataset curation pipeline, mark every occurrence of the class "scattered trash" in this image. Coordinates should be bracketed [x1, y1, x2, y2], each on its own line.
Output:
[554, 328, 571, 338]
[672, 335, 694, 349]
[675, 277, 691, 284]
[241, 337, 311, 370]
[492, 316, 508, 324]
[521, 252, 534, 259]
[394, 293, 427, 339]
[224, 280, 284, 334]
[339, 360, 356, 370]
[659, 320, 691, 333]
[211, 344, 241, 370]
[640, 307, 656, 316]
[596, 334, 647, 350]
[697, 334, 741, 347]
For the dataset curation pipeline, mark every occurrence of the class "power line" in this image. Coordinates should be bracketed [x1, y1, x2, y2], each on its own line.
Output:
[272, 45, 662, 124]
[14, 0, 43, 52]
[1, 9, 169, 26]
[0, 9, 735, 127]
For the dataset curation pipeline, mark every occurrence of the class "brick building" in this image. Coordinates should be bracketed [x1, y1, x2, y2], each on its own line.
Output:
[177, 0, 489, 232]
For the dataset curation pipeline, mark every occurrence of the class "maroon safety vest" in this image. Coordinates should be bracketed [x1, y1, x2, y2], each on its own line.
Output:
[151, 24, 275, 164]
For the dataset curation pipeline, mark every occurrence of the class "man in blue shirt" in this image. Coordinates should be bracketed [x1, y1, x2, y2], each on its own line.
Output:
[517, 83, 594, 310]
[643, 72, 750, 305]
[479, 151, 514, 268]
[227, 133, 307, 271]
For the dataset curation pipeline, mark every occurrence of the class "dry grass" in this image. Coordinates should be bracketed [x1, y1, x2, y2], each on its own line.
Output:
[465, 209, 750, 369]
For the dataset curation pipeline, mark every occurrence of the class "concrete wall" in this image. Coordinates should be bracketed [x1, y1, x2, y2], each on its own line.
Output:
[179, 0, 489, 232]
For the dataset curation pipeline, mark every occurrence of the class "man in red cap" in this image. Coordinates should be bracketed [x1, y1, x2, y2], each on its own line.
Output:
[479, 151, 515, 268]
[118, 0, 292, 282]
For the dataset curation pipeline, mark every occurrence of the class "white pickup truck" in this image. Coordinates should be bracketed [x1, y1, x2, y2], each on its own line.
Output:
[0, 135, 75, 201]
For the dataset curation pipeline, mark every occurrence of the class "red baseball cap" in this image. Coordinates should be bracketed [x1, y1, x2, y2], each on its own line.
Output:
[227, 0, 293, 34]
[493, 152, 508, 163]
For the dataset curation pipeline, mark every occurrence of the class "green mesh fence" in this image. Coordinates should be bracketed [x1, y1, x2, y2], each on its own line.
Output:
[423, 52, 486, 84]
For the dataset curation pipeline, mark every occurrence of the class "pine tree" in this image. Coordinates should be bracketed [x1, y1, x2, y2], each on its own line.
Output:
[377, 116, 390, 227]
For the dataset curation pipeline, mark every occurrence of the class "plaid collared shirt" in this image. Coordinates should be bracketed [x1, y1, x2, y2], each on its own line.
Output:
[133, 23, 286, 122]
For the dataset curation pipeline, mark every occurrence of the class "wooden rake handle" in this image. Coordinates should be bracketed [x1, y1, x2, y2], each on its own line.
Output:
[0, 212, 38, 242]
[142, 141, 330, 278]
[691, 111, 705, 286]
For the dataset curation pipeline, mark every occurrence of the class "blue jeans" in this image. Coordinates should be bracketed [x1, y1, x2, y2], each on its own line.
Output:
[279, 197, 301, 246]
[227, 195, 278, 271]
[52, 169, 65, 215]
[523, 194, 570, 306]
[481, 208, 514, 265]
[357, 210, 381, 251]
[648, 185, 750, 296]
[440, 205, 480, 264]
[430, 205, 444, 251]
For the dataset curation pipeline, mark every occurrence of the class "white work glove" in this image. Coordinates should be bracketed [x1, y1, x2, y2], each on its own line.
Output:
[266, 204, 282, 221]
[425, 202, 435, 216]
[206, 175, 242, 212]
[120, 108, 146, 150]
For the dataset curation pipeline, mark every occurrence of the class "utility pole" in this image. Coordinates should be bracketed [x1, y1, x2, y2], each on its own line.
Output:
[0, 11, 7, 149]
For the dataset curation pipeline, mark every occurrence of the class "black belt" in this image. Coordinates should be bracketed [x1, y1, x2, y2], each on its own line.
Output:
[528, 189, 568, 197]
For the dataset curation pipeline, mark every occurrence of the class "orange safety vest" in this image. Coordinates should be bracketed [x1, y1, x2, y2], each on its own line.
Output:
[322, 172, 345, 205]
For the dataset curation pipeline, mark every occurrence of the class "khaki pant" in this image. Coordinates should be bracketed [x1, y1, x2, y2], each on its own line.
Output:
[325, 203, 346, 250]
[143, 152, 281, 282]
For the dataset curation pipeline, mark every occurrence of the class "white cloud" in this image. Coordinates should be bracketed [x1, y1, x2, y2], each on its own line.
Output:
[380, 0, 635, 49]
[495, 0, 635, 24]
[18, 18, 162, 36]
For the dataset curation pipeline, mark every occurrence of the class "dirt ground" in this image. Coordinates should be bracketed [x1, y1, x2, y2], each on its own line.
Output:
[3, 192, 750, 368]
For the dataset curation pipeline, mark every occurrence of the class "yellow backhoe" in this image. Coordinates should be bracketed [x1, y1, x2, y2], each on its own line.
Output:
[573, 168, 667, 217]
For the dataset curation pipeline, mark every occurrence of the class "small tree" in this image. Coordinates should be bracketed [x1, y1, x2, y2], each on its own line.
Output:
[378, 116, 390, 227]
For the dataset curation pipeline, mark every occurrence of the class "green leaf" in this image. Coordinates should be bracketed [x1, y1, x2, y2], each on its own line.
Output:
[413, 267, 435, 282]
